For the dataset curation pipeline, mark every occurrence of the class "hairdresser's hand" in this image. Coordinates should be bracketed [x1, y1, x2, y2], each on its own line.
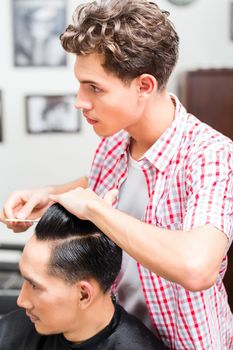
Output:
[0, 188, 53, 233]
[50, 187, 118, 220]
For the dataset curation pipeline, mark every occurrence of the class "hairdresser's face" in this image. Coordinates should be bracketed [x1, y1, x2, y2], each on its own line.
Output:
[74, 53, 144, 137]
[17, 235, 82, 338]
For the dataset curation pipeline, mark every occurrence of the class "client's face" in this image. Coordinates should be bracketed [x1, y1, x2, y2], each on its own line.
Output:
[17, 235, 82, 337]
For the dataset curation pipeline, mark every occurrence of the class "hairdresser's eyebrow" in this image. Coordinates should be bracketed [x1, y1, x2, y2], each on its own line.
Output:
[18, 261, 45, 289]
[79, 79, 102, 85]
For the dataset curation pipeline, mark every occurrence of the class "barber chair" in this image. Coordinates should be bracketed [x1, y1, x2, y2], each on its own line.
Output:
[0, 244, 24, 317]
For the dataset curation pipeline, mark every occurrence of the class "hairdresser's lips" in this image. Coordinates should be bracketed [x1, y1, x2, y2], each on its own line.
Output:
[26, 311, 40, 323]
[83, 114, 98, 125]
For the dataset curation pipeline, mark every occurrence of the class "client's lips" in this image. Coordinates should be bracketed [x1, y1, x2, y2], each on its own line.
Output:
[26, 311, 40, 322]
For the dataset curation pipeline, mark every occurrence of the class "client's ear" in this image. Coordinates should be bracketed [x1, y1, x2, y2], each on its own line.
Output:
[77, 281, 94, 309]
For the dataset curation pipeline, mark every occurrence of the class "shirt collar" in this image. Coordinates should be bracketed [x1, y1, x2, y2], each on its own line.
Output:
[138, 94, 188, 172]
[105, 94, 188, 172]
[106, 130, 130, 158]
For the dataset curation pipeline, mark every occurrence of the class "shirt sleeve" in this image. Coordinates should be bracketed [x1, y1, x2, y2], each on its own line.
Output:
[183, 143, 233, 249]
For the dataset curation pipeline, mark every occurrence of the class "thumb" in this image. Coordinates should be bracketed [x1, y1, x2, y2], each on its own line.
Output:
[0, 212, 6, 223]
[104, 189, 119, 206]
[16, 197, 39, 219]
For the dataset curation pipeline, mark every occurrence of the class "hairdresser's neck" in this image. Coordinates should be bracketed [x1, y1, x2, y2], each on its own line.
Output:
[64, 292, 115, 344]
[127, 89, 175, 160]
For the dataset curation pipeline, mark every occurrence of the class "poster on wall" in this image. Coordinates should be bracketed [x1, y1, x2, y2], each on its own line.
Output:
[26, 94, 81, 134]
[13, 0, 67, 67]
[0, 91, 2, 142]
[231, 2, 233, 40]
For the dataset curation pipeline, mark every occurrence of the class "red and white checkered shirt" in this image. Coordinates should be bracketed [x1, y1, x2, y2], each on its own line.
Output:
[88, 95, 233, 349]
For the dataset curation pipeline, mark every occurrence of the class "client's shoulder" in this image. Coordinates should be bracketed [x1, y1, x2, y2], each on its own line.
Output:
[0, 309, 40, 350]
[0, 309, 31, 329]
[116, 305, 167, 349]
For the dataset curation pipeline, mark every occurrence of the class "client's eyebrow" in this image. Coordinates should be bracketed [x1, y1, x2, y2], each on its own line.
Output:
[18, 262, 44, 289]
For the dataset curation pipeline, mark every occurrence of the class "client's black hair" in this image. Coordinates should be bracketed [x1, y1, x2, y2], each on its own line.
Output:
[35, 203, 122, 293]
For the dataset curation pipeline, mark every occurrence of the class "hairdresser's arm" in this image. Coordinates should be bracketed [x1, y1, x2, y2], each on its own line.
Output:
[0, 176, 88, 232]
[50, 187, 228, 292]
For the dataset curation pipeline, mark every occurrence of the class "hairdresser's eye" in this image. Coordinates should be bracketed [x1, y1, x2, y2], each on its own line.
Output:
[90, 85, 102, 93]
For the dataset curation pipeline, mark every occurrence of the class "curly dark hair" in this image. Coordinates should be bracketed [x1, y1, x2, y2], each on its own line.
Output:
[60, 0, 179, 90]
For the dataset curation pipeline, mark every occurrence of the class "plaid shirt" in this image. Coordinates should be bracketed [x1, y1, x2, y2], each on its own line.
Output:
[88, 95, 233, 349]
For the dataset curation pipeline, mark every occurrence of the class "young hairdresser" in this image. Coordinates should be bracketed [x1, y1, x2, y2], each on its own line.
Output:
[0, 203, 165, 349]
[1, 1, 233, 349]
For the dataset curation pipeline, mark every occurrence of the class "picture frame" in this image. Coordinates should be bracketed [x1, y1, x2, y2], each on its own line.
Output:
[0, 91, 2, 142]
[231, 2, 233, 40]
[25, 95, 81, 134]
[13, 0, 67, 67]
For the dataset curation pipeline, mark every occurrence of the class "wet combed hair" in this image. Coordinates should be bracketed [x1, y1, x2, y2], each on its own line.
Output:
[35, 203, 122, 293]
[60, 0, 179, 90]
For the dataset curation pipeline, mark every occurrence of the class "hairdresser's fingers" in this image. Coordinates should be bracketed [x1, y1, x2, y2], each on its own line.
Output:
[0, 212, 6, 224]
[49, 188, 101, 220]
[0, 212, 33, 233]
[4, 194, 27, 219]
[15, 193, 49, 220]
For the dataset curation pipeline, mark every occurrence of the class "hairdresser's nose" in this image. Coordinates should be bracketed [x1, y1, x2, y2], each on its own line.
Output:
[17, 281, 33, 310]
[75, 88, 93, 110]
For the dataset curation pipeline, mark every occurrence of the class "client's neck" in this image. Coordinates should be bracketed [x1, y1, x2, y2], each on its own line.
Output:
[64, 291, 115, 344]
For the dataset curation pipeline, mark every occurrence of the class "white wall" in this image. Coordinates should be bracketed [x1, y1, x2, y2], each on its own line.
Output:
[0, 0, 232, 244]
[0, 0, 99, 244]
[156, 0, 233, 92]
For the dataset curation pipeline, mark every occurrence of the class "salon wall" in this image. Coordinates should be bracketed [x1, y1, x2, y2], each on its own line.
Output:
[0, 0, 232, 244]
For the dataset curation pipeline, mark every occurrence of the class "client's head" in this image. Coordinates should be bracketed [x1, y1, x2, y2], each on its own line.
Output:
[17, 203, 122, 340]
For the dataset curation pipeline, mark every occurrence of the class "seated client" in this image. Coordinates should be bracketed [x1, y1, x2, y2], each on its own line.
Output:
[0, 203, 166, 349]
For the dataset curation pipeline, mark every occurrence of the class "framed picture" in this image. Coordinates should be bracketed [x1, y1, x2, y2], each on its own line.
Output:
[13, 0, 67, 67]
[26, 95, 81, 134]
[0, 91, 2, 142]
[231, 2, 233, 40]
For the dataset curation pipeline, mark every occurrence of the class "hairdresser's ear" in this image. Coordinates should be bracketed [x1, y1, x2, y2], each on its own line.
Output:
[77, 281, 94, 309]
[137, 74, 158, 100]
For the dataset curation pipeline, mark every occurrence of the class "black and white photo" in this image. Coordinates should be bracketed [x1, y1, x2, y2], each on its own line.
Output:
[231, 2, 233, 40]
[13, 0, 67, 67]
[26, 95, 81, 134]
[0, 91, 2, 142]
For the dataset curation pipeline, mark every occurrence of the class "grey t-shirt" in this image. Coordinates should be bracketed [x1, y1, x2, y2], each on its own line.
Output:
[116, 154, 155, 332]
